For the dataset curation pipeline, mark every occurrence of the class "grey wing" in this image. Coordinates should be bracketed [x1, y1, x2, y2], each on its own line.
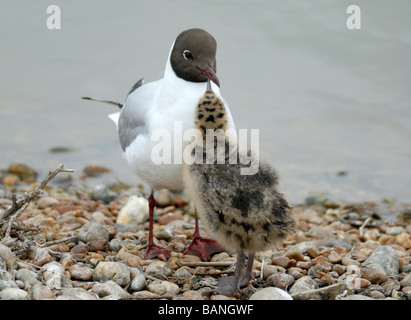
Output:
[118, 78, 147, 151]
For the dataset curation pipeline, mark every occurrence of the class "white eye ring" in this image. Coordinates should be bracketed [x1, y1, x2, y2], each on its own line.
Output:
[183, 50, 193, 60]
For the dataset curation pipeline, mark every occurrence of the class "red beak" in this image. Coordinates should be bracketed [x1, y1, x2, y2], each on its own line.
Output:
[200, 66, 220, 88]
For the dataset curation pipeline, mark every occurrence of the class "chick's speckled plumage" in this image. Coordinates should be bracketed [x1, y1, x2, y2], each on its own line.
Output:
[184, 87, 296, 254]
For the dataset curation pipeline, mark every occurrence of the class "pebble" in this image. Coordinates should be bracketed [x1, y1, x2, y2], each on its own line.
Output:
[249, 287, 293, 300]
[360, 267, 387, 284]
[116, 196, 149, 225]
[69, 264, 94, 281]
[0, 244, 17, 270]
[37, 196, 60, 209]
[361, 245, 399, 276]
[33, 247, 55, 267]
[0, 279, 19, 291]
[129, 268, 146, 292]
[16, 268, 42, 286]
[92, 280, 131, 299]
[76, 221, 110, 242]
[291, 282, 347, 300]
[31, 284, 53, 300]
[289, 276, 318, 295]
[42, 261, 67, 290]
[272, 256, 290, 268]
[266, 273, 295, 290]
[0, 287, 29, 300]
[173, 266, 193, 279]
[57, 287, 98, 300]
[91, 184, 117, 203]
[93, 261, 131, 287]
[109, 238, 124, 252]
[145, 260, 173, 277]
[147, 280, 180, 296]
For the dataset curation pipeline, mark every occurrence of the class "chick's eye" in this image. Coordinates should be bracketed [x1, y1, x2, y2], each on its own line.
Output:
[183, 50, 193, 60]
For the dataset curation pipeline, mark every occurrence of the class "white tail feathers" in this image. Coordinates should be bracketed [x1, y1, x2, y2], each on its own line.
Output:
[108, 112, 120, 127]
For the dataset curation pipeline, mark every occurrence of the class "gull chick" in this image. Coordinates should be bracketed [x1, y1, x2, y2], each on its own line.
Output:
[183, 80, 297, 296]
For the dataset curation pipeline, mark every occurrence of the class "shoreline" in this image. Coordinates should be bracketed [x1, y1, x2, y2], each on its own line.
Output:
[0, 162, 410, 300]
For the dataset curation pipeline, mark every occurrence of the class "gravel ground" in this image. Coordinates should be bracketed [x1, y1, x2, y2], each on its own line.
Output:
[0, 163, 410, 300]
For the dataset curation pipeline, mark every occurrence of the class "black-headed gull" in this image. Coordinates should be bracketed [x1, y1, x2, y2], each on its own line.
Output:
[85, 29, 236, 260]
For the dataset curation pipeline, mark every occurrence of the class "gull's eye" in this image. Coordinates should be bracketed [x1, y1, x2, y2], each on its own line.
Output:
[183, 50, 193, 60]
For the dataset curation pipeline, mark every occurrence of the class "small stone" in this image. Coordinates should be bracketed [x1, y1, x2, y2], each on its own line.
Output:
[132, 290, 162, 299]
[37, 196, 60, 209]
[286, 251, 305, 262]
[211, 252, 231, 262]
[147, 280, 180, 296]
[395, 233, 411, 249]
[261, 265, 280, 280]
[0, 288, 28, 300]
[266, 273, 294, 290]
[156, 189, 174, 207]
[33, 247, 55, 267]
[76, 221, 110, 243]
[145, 260, 173, 277]
[361, 245, 399, 276]
[341, 294, 375, 300]
[69, 264, 94, 281]
[16, 268, 41, 286]
[3, 174, 19, 186]
[56, 287, 98, 300]
[7, 163, 38, 180]
[382, 279, 401, 296]
[400, 274, 411, 287]
[173, 267, 192, 279]
[402, 286, 411, 294]
[129, 268, 146, 292]
[93, 261, 131, 287]
[369, 290, 385, 299]
[31, 284, 53, 300]
[109, 239, 124, 252]
[289, 276, 318, 295]
[249, 287, 293, 300]
[158, 212, 184, 225]
[115, 251, 141, 268]
[86, 239, 107, 252]
[0, 279, 19, 291]
[291, 282, 347, 300]
[327, 251, 342, 264]
[287, 241, 318, 255]
[0, 244, 17, 270]
[360, 268, 387, 284]
[116, 196, 149, 225]
[386, 227, 405, 236]
[42, 261, 68, 290]
[91, 184, 117, 203]
[182, 290, 205, 300]
[272, 256, 290, 268]
[83, 165, 110, 176]
[92, 280, 131, 299]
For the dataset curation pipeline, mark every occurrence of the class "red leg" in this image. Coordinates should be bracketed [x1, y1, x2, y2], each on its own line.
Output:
[145, 190, 171, 259]
[183, 213, 224, 261]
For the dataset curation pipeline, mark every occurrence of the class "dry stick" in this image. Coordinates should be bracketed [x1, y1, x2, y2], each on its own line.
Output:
[1, 164, 75, 222]
[180, 261, 234, 267]
[39, 236, 76, 248]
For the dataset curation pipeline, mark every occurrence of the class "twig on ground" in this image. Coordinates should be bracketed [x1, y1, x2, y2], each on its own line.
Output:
[0, 164, 75, 223]
[39, 236, 76, 248]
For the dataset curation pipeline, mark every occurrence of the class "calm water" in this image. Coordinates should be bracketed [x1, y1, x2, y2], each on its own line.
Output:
[1, 0, 410, 204]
